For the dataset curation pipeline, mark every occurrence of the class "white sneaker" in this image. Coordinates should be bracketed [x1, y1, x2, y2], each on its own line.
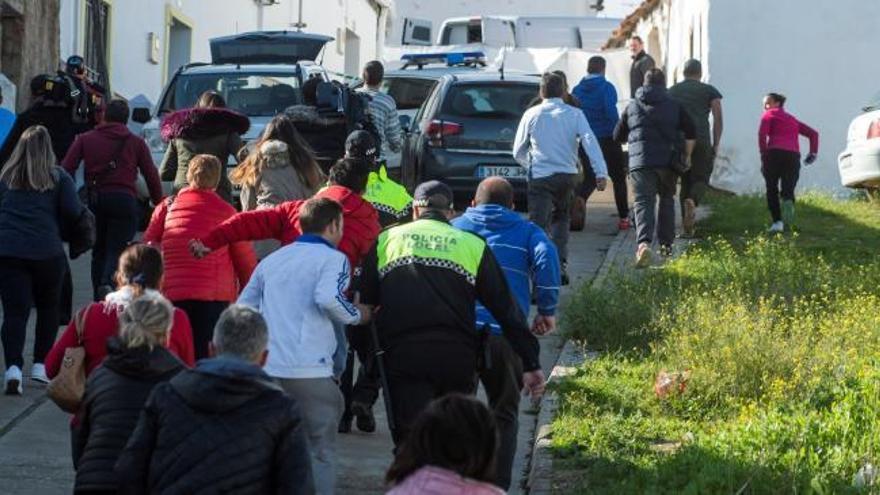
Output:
[768, 221, 784, 233]
[31, 363, 49, 384]
[5, 366, 23, 395]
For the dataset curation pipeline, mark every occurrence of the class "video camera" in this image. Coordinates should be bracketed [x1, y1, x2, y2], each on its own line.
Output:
[314, 80, 381, 150]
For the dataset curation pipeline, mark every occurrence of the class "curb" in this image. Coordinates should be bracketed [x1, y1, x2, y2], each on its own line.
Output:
[525, 227, 631, 494]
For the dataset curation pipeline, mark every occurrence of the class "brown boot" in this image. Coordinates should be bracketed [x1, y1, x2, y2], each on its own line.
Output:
[682, 198, 696, 238]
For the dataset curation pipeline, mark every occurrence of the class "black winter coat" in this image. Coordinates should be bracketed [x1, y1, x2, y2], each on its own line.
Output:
[614, 85, 696, 171]
[0, 99, 76, 165]
[73, 340, 184, 493]
[114, 357, 314, 495]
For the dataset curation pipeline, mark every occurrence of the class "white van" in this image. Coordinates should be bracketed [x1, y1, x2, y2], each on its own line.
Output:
[427, 15, 620, 50]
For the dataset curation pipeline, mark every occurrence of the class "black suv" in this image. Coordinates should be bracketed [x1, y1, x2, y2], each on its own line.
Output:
[400, 72, 540, 207]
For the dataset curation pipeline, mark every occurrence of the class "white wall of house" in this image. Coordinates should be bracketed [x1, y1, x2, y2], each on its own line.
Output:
[628, 0, 875, 193]
[60, 0, 382, 105]
[386, 0, 598, 47]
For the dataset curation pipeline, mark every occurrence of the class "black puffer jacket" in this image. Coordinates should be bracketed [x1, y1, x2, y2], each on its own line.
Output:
[115, 357, 313, 495]
[614, 84, 696, 171]
[73, 340, 184, 493]
[284, 104, 348, 173]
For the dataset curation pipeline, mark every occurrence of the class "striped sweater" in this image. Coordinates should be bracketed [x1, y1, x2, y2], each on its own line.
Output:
[361, 88, 403, 159]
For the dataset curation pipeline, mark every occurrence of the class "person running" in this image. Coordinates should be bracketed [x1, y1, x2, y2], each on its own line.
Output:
[346, 130, 413, 228]
[0, 75, 76, 164]
[514, 72, 607, 284]
[572, 56, 630, 230]
[669, 59, 724, 237]
[614, 69, 696, 266]
[238, 197, 373, 494]
[72, 293, 185, 494]
[629, 36, 656, 99]
[232, 115, 324, 257]
[386, 394, 504, 495]
[190, 158, 380, 272]
[160, 90, 249, 203]
[62, 99, 164, 301]
[358, 61, 403, 167]
[0, 126, 83, 393]
[758, 92, 818, 233]
[115, 305, 314, 494]
[452, 177, 560, 490]
[360, 180, 545, 447]
[143, 155, 255, 359]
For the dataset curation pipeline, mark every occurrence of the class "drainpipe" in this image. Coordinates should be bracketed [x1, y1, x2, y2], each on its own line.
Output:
[375, 1, 388, 61]
[257, 2, 264, 30]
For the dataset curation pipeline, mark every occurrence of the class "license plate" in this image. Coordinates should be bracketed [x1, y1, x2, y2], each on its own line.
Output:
[476, 165, 527, 178]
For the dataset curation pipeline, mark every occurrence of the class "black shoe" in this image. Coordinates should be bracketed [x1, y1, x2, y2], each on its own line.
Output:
[338, 413, 353, 434]
[351, 401, 376, 433]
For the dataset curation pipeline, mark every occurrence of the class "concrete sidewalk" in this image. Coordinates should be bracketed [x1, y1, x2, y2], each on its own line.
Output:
[0, 189, 621, 494]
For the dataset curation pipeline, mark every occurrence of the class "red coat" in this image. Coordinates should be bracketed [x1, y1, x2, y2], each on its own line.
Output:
[144, 187, 256, 302]
[61, 122, 163, 203]
[45, 302, 195, 379]
[201, 185, 380, 268]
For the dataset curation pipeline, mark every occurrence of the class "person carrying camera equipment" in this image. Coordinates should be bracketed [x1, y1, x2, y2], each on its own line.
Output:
[0, 75, 77, 166]
[284, 76, 380, 174]
[58, 55, 106, 135]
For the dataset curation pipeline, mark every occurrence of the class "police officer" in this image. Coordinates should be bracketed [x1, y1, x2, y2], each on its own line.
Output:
[345, 130, 412, 228]
[360, 180, 546, 446]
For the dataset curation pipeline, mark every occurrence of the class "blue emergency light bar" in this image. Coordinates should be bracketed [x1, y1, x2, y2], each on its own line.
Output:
[400, 51, 487, 69]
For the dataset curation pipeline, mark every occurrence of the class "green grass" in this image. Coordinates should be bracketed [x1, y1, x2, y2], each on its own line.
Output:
[552, 193, 880, 494]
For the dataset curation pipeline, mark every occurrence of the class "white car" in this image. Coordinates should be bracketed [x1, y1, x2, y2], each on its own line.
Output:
[838, 94, 880, 195]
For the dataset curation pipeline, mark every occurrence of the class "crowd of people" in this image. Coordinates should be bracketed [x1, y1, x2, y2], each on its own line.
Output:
[0, 41, 823, 493]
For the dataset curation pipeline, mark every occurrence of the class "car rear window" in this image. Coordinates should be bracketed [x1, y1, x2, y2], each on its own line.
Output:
[441, 83, 538, 119]
[161, 72, 301, 116]
[381, 78, 437, 110]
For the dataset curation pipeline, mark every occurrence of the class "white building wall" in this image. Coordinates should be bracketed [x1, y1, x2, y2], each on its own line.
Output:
[60, 0, 382, 105]
[386, 0, 596, 47]
[628, 0, 871, 193]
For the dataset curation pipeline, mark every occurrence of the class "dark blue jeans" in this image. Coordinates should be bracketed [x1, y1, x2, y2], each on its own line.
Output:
[91, 192, 139, 300]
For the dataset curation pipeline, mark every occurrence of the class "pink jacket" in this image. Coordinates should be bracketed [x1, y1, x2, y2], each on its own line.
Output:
[387, 467, 505, 495]
[758, 107, 819, 156]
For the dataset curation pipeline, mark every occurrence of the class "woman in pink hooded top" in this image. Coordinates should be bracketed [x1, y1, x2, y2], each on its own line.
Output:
[386, 395, 505, 495]
[758, 92, 819, 232]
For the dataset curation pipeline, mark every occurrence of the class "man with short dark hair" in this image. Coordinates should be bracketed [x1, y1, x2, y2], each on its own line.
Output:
[359, 60, 403, 165]
[360, 180, 546, 448]
[669, 58, 724, 237]
[629, 36, 656, 99]
[239, 197, 373, 494]
[615, 68, 697, 266]
[346, 129, 413, 228]
[62, 98, 163, 300]
[573, 55, 630, 231]
[115, 305, 314, 494]
[514, 73, 608, 283]
[451, 177, 560, 490]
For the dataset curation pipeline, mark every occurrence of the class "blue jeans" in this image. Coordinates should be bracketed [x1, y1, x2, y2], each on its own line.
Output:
[91, 192, 139, 300]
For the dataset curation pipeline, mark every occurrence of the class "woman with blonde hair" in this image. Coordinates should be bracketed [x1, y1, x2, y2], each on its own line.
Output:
[232, 114, 323, 257]
[72, 292, 185, 493]
[145, 154, 255, 358]
[0, 125, 82, 394]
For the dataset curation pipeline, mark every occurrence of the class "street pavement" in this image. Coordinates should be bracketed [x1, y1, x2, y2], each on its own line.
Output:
[0, 189, 620, 494]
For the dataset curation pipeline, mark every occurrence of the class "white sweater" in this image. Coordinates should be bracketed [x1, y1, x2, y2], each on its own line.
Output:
[238, 235, 361, 379]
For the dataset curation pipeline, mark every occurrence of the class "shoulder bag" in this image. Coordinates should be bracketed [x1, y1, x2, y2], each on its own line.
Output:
[79, 135, 132, 206]
[56, 169, 96, 260]
[637, 101, 691, 175]
[47, 306, 89, 413]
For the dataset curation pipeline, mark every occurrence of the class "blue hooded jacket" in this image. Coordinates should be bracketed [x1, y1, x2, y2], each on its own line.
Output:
[572, 74, 619, 139]
[452, 204, 560, 335]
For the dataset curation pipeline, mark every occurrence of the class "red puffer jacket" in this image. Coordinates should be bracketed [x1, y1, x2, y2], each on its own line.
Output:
[201, 185, 379, 268]
[144, 187, 256, 302]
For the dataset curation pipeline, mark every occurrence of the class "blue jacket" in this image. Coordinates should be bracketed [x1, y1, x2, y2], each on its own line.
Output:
[452, 204, 560, 335]
[572, 74, 619, 139]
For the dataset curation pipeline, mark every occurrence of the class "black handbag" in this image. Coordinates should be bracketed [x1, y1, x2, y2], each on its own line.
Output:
[637, 101, 691, 175]
[57, 170, 96, 260]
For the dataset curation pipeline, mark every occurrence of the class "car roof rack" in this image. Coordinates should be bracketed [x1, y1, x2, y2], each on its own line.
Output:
[400, 51, 487, 70]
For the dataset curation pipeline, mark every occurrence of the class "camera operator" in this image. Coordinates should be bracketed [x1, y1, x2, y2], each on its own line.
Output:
[284, 76, 380, 173]
[58, 55, 106, 135]
[0, 75, 76, 166]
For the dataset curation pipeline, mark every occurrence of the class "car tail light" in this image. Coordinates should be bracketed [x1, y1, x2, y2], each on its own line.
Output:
[868, 120, 880, 140]
[424, 120, 463, 147]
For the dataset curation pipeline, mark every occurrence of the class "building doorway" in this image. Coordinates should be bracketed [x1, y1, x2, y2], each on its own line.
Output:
[344, 29, 360, 79]
[165, 7, 192, 83]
